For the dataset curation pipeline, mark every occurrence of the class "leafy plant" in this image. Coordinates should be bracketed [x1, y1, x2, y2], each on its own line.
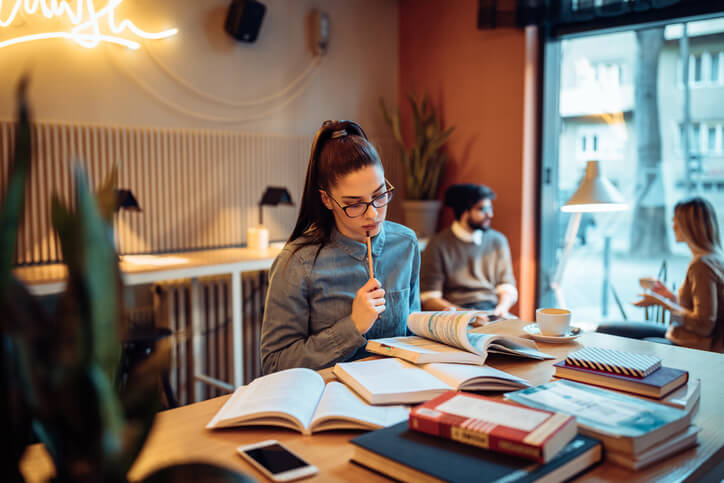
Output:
[380, 93, 455, 200]
[0, 79, 252, 482]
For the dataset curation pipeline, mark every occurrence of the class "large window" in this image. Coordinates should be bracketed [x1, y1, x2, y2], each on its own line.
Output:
[539, 16, 724, 330]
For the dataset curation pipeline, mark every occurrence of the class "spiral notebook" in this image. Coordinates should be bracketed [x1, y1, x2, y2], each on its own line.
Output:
[564, 347, 661, 378]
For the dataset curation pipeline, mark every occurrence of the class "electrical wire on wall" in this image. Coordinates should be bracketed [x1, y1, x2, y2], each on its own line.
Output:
[142, 40, 322, 108]
[104, 44, 324, 123]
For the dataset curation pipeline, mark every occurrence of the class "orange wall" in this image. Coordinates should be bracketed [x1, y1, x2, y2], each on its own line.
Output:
[399, 0, 539, 319]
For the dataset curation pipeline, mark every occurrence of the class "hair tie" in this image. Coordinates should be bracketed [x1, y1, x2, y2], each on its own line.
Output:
[331, 129, 347, 139]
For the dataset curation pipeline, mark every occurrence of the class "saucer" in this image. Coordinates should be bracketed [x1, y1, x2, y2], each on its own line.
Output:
[523, 324, 582, 343]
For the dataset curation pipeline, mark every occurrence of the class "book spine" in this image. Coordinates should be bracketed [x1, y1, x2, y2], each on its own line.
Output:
[409, 412, 544, 463]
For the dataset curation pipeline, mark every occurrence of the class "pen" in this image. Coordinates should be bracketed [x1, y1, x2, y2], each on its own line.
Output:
[366, 231, 374, 279]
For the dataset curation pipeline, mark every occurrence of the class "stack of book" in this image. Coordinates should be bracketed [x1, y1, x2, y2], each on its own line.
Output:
[351, 391, 602, 483]
[506, 379, 699, 470]
[553, 347, 700, 414]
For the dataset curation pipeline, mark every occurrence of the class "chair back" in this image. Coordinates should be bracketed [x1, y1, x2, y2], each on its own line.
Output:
[644, 260, 671, 326]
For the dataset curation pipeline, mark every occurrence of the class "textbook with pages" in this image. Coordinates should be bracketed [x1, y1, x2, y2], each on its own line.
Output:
[366, 311, 554, 365]
[206, 368, 408, 435]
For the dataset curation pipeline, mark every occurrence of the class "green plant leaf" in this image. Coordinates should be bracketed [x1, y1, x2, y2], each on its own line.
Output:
[0, 77, 31, 303]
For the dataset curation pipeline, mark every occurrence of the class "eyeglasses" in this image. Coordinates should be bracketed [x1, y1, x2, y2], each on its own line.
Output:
[324, 180, 395, 218]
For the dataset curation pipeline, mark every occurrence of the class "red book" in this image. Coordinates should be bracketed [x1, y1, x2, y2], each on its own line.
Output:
[409, 391, 577, 463]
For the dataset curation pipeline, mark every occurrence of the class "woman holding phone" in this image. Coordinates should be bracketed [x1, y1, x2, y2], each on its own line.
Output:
[260, 120, 420, 374]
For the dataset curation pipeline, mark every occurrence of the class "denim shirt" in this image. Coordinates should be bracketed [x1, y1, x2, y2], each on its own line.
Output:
[261, 221, 421, 374]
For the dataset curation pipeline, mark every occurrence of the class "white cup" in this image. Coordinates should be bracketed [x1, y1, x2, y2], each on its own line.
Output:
[535, 308, 572, 336]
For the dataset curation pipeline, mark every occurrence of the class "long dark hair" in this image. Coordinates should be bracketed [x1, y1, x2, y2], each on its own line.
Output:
[288, 120, 383, 256]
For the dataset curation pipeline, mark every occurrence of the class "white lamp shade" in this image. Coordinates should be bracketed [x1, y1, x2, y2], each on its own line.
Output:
[561, 160, 628, 213]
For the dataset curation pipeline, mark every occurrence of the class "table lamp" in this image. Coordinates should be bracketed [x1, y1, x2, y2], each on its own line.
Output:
[248, 186, 294, 251]
[551, 160, 627, 307]
[114, 188, 141, 257]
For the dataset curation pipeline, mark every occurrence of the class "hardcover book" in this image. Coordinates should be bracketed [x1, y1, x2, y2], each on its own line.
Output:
[409, 391, 577, 463]
[553, 360, 688, 398]
[333, 358, 530, 405]
[366, 311, 554, 365]
[206, 368, 408, 435]
[350, 421, 602, 483]
[564, 346, 661, 377]
[606, 425, 699, 470]
[505, 379, 691, 455]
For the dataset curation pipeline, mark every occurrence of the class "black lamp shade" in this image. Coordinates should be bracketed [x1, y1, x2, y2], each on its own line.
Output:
[258, 186, 293, 226]
[259, 187, 293, 206]
[116, 189, 141, 212]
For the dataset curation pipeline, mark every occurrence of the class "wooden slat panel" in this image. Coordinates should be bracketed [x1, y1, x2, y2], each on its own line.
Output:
[0, 121, 399, 264]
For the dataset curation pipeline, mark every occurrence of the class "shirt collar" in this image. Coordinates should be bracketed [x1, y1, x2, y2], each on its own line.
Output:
[451, 220, 483, 246]
[330, 222, 387, 261]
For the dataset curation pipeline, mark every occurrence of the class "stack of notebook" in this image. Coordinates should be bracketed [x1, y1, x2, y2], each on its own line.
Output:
[508, 347, 700, 471]
[553, 347, 700, 414]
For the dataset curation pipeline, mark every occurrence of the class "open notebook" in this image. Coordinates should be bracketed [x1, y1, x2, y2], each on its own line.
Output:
[367, 311, 554, 365]
[333, 358, 531, 404]
[206, 368, 408, 435]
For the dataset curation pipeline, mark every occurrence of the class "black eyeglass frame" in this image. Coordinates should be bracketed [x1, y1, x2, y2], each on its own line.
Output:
[323, 180, 396, 218]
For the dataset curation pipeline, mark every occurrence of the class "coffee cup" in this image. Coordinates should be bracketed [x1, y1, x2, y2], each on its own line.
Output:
[639, 277, 657, 290]
[535, 308, 572, 336]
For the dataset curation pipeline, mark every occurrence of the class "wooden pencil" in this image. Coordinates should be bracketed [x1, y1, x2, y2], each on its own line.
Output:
[366, 231, 374, 279]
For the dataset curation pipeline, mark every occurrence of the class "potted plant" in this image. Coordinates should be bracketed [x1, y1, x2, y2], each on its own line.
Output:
[1, 79, 252, 483]
[380, 93, 454, 237]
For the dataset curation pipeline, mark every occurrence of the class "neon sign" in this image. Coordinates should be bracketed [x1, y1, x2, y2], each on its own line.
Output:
[0, 0, 178, 50]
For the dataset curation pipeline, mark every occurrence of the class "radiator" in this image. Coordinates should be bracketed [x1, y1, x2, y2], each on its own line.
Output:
[153, 271, 268, 406]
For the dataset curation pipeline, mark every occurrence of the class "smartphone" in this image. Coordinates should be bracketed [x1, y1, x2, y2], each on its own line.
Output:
[237, 440, 318, 482]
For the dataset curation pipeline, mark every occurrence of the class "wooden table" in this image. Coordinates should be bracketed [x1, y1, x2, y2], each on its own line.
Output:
[14, 247, 282, 393]
[19, 321, 724, 482]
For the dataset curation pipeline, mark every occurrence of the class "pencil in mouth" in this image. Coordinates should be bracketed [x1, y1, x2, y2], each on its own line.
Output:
[366, 231, 374, 279]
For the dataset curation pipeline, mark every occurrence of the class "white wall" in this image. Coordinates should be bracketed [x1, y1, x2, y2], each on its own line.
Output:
[0, 0, 399, 136]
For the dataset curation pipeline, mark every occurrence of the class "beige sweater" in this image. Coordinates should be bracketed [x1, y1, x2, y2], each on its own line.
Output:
[666, 253, 724, 352]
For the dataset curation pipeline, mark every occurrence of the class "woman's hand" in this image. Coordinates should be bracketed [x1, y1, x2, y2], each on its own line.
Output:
[650, 281, 676, 302]
[633, 291, 676, 311]
[351, 278, 385, 334]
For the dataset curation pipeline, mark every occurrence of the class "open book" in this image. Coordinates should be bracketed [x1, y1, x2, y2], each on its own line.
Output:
[367, 311, 554, 365]
[333, 358, 531, 404]
[206, 368, 408, 435]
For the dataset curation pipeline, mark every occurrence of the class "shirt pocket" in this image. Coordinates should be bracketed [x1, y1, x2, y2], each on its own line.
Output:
[367, 288, 410, 340]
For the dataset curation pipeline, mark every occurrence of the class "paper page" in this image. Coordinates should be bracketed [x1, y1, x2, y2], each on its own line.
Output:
[207, 368, 324, 431]
[406, 311, 478, 353]
[435, 394, 549, 431]
[506, 380, 686, 438]
[337, 358, 451, 396]
[310, 382, 408, 431]
[372, 336, 480, 356]
[421, 362, 531, 390]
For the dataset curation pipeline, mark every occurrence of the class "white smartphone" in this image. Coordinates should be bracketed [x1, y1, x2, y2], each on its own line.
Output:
[236, 440, 318, 482]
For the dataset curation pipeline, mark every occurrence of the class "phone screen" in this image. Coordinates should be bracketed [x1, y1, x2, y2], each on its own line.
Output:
[243, 443, 309, 475]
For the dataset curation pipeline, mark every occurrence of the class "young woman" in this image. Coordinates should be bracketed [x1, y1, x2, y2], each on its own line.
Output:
[598, 197, 723, 352]
[633, 197, 724, 351]
[260, 120, 420, 374]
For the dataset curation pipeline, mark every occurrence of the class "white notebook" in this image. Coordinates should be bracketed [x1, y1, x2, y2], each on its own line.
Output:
[333, 358, 530, 405]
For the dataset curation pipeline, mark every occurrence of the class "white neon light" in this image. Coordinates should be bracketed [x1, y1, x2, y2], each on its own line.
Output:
[0, 0, 178, 49]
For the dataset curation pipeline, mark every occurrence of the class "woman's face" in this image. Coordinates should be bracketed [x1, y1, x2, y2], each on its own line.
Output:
[672, 213, 684, 243]
[320, 164, 388, 242]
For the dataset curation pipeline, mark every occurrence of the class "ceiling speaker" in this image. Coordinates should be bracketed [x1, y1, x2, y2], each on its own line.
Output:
[225, 0, 266, 43]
